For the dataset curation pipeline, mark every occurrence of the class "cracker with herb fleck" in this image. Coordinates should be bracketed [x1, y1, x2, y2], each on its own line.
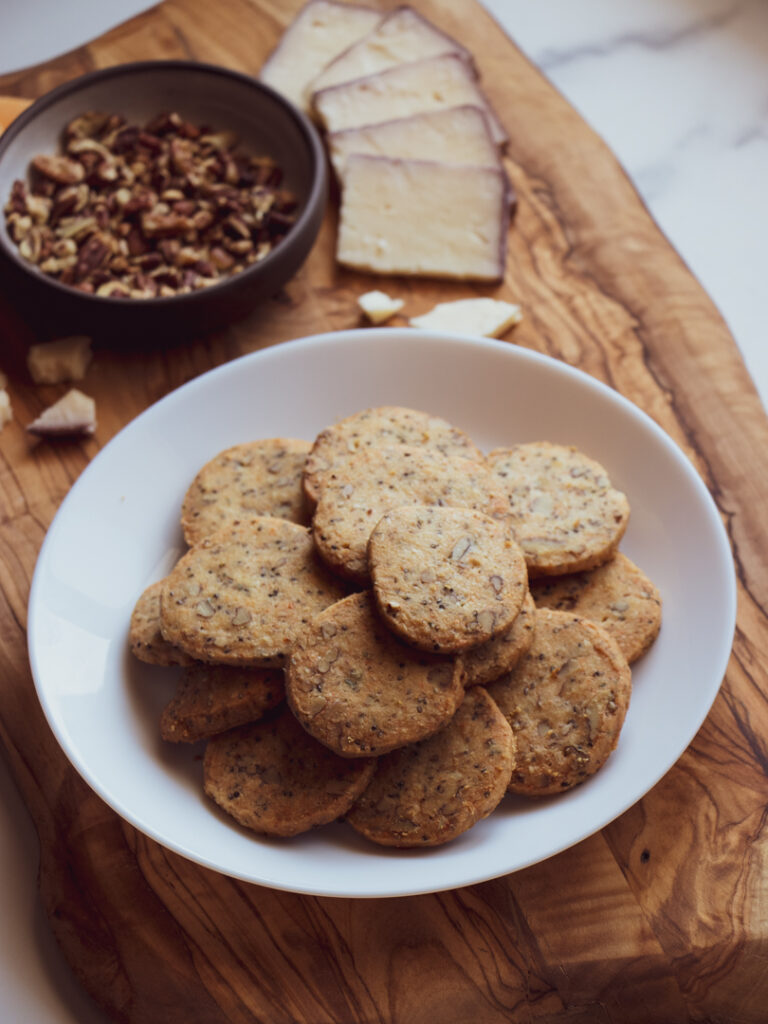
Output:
[487, 442, 629, 577]
[160, 663, 284, 743]
[487, 608, 631, 795]
[203, 707, 375, 837]
[160, 517, 346, 667]
[181, 438, 311, 546]
[286, 590, 464, 758]
[369, 504, 528, 653]
[346, 686, 514, 847]
[130, 580, 195, 667]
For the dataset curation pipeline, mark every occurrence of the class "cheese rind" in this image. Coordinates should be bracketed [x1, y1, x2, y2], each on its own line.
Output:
[328, 105, 500, 182]
[337, 155, 510, 281]
[410, 298, 522, 337]
[27, 335, 92, 384]
[357, 290, 405, 324]
[259, 0, 382, 113]
[313, 54, 508, 146]
[310, 6, 475, 95]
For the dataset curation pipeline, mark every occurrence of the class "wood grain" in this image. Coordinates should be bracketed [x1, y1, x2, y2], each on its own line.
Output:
[1, 1, 767, 1021]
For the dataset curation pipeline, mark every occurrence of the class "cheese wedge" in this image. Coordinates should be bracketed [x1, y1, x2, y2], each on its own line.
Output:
[27, 389, 96, 438]
[337, 155, 511, 281]
[310, 6, 474, 95]
[410, 298, 522, 337]
[328, 105, 500, 182]
[314, 53, 508, 146]
[259, 0, 382, 113]
[27, 335, 92, 384]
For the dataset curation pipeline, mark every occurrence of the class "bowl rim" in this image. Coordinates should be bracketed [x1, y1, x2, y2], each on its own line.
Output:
[0, 59, 327, 308]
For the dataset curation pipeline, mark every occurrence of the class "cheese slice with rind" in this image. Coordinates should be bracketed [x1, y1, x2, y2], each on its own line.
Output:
[310, 6, 475, 94]
[314, 53, 508, 146]
[328, 104, 500, 182]
[259, 0, 382, 113]
[337, 155, 511, 281]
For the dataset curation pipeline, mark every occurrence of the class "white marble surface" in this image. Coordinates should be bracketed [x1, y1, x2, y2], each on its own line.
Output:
[1, 1, 767, 1021]
[485, 0, 768, 409]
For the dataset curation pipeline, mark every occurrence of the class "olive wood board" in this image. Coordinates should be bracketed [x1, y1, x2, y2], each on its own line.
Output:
[0, 1, 767, 1021]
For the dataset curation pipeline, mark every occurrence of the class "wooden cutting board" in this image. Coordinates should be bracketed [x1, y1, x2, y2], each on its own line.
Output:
[1, 1, 767, 1021]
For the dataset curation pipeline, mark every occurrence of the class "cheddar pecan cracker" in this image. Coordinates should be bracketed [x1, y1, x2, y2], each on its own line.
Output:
[160, 663, 284, 743]
[303, 405, 482, 507]
[130, 580, 195, 667]
[487, 442, 629, 577]
[487, 608, 631, 795]
[203, 707, 375, 837]
[181, 438, 311, 546]
[286, 591, 464, 757]
[369, 504, 528, 653]
[531, 552, 661, 663]
[160, 517, 346, 667]
[346, 686, 514, 847]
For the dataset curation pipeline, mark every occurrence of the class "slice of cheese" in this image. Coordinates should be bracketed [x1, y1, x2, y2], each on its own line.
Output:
[27, 389, 96, 438]
[328, 105, 500, 182]
[0, 96, 31, 134]
[27, 335, 92, 384]
[259, 0, 382, 113]
[357, 290, 404, 324]
[410, 298, 522, 337]
[337, 155, 511, 281]
[310, 6, 474, 95]
[314, 53, 508, 146]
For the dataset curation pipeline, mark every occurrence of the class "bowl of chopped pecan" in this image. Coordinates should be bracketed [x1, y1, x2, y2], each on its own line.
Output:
[0, 61, 327, 339]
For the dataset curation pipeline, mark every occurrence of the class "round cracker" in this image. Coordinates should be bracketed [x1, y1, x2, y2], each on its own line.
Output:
[369, 505, 527, 653]
[160, 517, 346, 667]
[160, 664, 284, 743]
[181, 438, 311, 547]
[461, 591, 536, 687]
[346, 686, 514, 847]
[530, 552, 661, 663]
[487, 442, 629, 577]
[286, 591, 465, 758]
[487, 608, 631, 795]
[304, 405, 482, 507]
[130, 580, 195, 667]
[312, 445, 508, 584]
[203, 707, 375, 837]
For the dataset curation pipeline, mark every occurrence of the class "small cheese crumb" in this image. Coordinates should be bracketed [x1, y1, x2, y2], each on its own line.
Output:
[27, 335, 93, 384]
[27, 388, 96, 438]
[410, 298, 523, 338]
[0, 389, 12, 431]
[357, 290, 405, 325]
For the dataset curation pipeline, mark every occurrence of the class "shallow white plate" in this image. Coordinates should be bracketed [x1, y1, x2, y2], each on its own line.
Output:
[28, 330, 736, 898]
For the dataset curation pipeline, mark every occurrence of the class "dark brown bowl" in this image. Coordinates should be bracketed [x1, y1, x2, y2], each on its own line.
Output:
[0, 61, 327, 342]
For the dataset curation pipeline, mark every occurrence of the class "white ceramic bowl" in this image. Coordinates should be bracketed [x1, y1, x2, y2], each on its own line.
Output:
[27, 330, 736, 897]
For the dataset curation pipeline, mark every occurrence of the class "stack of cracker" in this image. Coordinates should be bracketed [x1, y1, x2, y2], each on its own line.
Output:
[130, 406, 661, 847]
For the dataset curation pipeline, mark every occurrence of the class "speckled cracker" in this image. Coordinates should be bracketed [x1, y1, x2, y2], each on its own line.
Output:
[130, 580, 195, 667]
[369, 505, 528, 653]
[160, 517, 347, 667]
[303, 405, 483, 507]
[313, 445, 508, 584]
[487, 608, 631, 796]
[181, 438, 311, 546]
[487, 442, 629, 577]
[531, 552, 661, 663]
[160, 664, 284, 743]
[286, 591, 465, 758]
[461, 591, 536, 687]
[346, 686, 514, 847]
[203, 707, 376, 837]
